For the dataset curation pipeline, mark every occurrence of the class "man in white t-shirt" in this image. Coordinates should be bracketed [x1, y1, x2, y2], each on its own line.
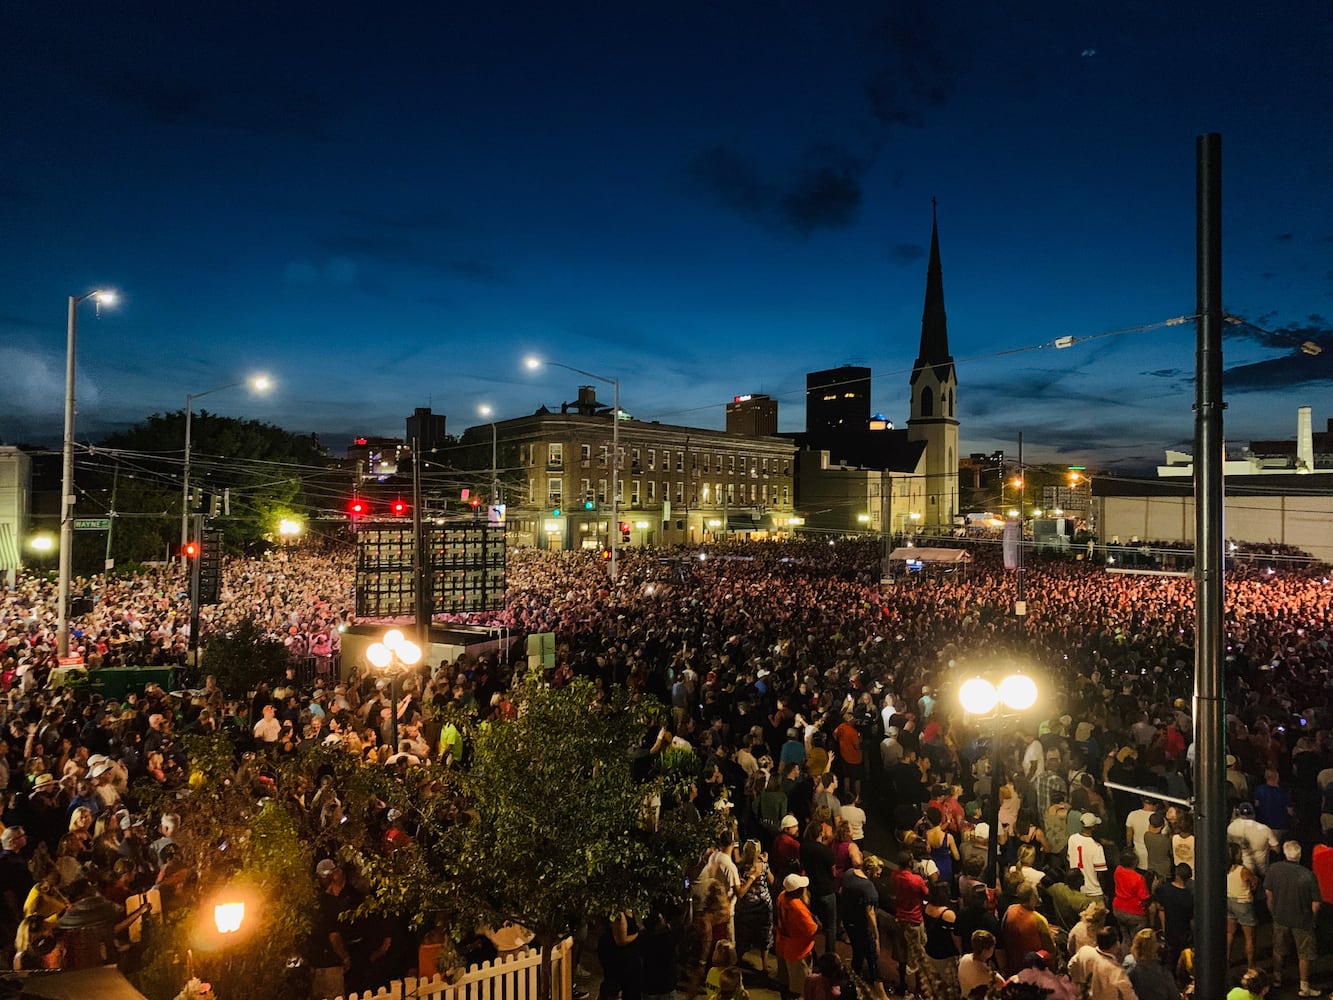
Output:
[1022, 731, 1046, 779]
[1227, 802, 1278, 875]
[1124, 798, 1158, 869]
[1067, 813, 1107, 897]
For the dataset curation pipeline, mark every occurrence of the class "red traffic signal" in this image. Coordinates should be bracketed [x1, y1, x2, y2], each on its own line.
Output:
[184, 541, 199, 558]
[348, 498, 369, 519]
[390, 499, 408, 517]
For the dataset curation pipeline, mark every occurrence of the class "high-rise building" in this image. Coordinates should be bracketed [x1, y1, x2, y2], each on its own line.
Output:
[726, 394, 778, 436]
[805, 366, 871, 433]
[405, 407, 447, 453]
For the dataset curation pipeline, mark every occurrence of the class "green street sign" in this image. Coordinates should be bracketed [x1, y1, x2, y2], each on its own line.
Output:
[74, 518, 111, 530]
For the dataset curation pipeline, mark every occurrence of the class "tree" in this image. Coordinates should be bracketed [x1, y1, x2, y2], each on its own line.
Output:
[199, 618, 292, 695]
[351, 672, 716, 1000]
[130, 734, 314, 1000]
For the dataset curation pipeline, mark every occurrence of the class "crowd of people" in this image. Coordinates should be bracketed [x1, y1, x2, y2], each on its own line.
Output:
[0, 536, 1330, 1000]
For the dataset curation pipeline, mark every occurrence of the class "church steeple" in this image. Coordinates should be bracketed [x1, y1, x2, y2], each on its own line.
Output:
[914, 198, 954, 383]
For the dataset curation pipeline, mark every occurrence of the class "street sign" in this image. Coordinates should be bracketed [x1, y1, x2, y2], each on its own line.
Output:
[74, 518, 111, 531]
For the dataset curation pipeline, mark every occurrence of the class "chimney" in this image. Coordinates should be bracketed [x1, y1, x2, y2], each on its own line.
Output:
[1297, 406, 1314, 471]
[578, 385, 598, 407]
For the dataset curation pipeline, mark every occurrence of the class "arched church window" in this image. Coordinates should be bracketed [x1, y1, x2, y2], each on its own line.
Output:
[948, 389, 955, 415]
[920, 387, 933, 417]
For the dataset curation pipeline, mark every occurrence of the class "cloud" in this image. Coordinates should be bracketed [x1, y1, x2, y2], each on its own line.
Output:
[1273, 232, 1294, 242]
[1144, 368, 1185, 379]
[688, 143, 873, 236]
[90, 69, 329, 139]
[862, 0, 958, 129]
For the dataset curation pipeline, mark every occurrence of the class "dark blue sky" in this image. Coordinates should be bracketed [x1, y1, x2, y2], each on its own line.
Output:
[3, 1, 1331, 468]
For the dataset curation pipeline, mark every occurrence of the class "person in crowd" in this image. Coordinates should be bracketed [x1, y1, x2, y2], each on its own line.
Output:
[1229, 802, 1279, 876]
[1227, 967, 1272, 1000]
[956, 929, 1003, 998]
[775, 873, 818, 1000]
[1067, 924, 1136, 1000]
[1009, 950, 1078, 1000]
[1226, 841, 1260, 970]
[1264, 840, 1321, 996]
[1112, 847, 1151, 940]
[1154, 862, 1194, 968]
[1126, 928, 1176, 1000]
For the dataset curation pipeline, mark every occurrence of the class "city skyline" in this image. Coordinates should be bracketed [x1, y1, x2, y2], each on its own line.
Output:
[2, 2, 1331, 469]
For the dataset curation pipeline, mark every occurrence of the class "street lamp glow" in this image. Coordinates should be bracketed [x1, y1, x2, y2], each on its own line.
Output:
[395, 639, 422, 666]
[366, 642, 392, 668]
[383, 629, 404, 649]
[998, 673, 1039, 711]
[958, 676, 999, 715]
[1007, 509, 1019, 518]
[214, 901, 245, 934]
[524, 356, 542, 370]
[478, 404, 493, 417]
[278, 518, 302, 537]
[857, 513, 871, 523]
[94, 290, 118, 307]
[29, 534, 55, 552]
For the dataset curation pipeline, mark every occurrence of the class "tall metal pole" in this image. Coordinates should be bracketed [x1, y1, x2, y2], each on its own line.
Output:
[411, 436, 429, 652]
[610, 378, 619, 583]
[1015, 432, 1026, 619]
[181, 396, 194, 560]
[104, 461, 120, 568]
[987, 709, 1003, 887]
[56, 296, 80, 658]
[490, 420, 499, 504]
[1192, 131, 1227, 1000]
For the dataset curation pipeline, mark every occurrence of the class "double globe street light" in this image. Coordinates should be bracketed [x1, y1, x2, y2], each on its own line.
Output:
[958, 671, 1039, 885]
[366, 629, 423, 751]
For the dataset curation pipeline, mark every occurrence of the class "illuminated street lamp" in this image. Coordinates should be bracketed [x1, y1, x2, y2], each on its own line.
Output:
[525, 357, 620, 581]
[366, 629, 422, 750]
[278, 519, 302, 539]
[213, 901, 245, 935]
[478, 404, 499, 505]
[959, 670, 1039, 884]
[58, 289, 117, 659]
[181, 375, 272, 559]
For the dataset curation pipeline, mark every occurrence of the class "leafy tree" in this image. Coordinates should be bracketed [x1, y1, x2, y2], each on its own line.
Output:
[130, 734, 315, 1000]
[349, 673, 716, 1000]
[200, 617, 292, 695]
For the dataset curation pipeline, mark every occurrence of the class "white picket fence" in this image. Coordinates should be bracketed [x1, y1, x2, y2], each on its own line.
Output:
[335, 938, 573, 1000]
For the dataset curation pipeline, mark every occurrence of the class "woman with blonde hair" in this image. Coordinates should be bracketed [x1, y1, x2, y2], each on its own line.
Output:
[1127, 928, 1177, 1000]
[1066, 899, 1106, 956]
[1225, 841, 1258, 969]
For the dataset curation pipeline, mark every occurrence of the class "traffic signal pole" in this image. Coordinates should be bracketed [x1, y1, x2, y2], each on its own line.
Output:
[188, 513, 204, 668]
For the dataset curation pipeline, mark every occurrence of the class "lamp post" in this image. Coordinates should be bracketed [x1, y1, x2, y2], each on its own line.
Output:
[525, 357, 621, 581]
[58, 289, 117, 658]
[181, 375, 272, 559]
[478, 404, 499, 505]
[366, 629, 422, 751]
[958, 671, 1039, 885]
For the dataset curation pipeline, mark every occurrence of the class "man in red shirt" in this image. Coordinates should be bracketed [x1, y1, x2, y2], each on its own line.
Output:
[893, 850, 930, 991]
[771, 814, 803, 880]
[833, 712, 864, 796]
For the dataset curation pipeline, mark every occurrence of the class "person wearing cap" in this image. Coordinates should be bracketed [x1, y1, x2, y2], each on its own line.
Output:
[1067, 812, 1108, 898]
[771, 814, 802, 880]
[775, 872, 817, 1000]
[1228, 801, 1278, 875]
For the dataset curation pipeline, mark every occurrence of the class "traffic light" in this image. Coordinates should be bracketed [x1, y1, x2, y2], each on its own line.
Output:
[390, 499, 408, 517]
[583, 496, 595, 510]
[552, 505, 561, 517]
[348, 498, 369, 520]
[183, 541, 199, 558]
[620, 521, 631, 542]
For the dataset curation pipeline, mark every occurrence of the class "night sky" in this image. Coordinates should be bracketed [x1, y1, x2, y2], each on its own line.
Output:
[3, 2, 1331, 469]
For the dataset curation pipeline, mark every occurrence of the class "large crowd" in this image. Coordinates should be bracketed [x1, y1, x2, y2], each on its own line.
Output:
[0, 538, 1331, 1000]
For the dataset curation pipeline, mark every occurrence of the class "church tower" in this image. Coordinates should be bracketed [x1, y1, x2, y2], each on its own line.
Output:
[906, 203, 960, 529]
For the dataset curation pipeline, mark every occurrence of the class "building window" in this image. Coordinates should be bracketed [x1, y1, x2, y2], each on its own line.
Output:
[751, 484, 757, 502]
[581, 444, 591, 463]
[782, 459, 790, 475]
[727, 484, 735, 504]
[631, 480, 641, 505]
[647, 480, 656, 502]
[716, 482, 723, 505]
[762, 458, 769, 474]
[761, 484, 767, 504]
[729, 455, 736, 474]
[647, 449, 655, 471]
[597, 478, 607, 503]
[617, 479, 625, 503]
[599, 445, 608, 467]
[921, 387, 933, 417]
[529, 478, 536, 503]
[677, 451, 685, 472]
[676, 482, 684, 503]
[549, 443, 563, 467]
[690, 452, 697, 472]
[547, 477, 563, 504]
[691, 484, 698, 504]
[783, 485, 790, 505]
[702, 483, 711, 503]
[581, 478, 591, 502]
[632, 448, 641, 469]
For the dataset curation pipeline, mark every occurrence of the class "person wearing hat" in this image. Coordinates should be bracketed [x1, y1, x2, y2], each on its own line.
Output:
[774, 872, 817, 1000]
[1227, 801, 1278, 875]
[1066, 812, 1107, 898]
[771, 814, 802, 880]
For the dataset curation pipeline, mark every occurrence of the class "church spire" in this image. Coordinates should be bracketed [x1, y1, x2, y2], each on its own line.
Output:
[913, 199, 954, 382]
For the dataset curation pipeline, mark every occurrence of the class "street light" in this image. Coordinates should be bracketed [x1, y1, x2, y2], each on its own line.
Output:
[213, 901, 245, 935]
[181, 375, 272, 558]
[366, 628, 422, 751]
[58, 288, 117, 658]
[525, 356, 621, 581]
[958, 670, 1039, 885]
[478, 404, 499, 505]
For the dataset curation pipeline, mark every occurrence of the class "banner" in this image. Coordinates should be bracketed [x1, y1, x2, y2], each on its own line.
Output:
[1003, 520, 1019, 571]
